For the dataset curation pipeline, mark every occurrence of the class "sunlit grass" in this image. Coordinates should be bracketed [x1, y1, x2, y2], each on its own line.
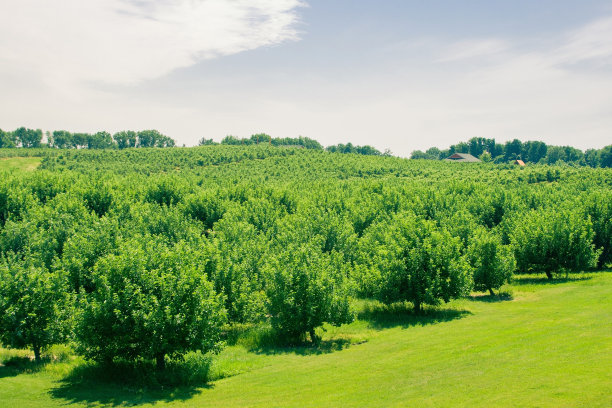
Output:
[0, 156, 42, 172]
[1, 272, 611, 407]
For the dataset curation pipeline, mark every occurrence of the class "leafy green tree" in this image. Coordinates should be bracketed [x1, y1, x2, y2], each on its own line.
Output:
[467, 231, 515, 295]
[14, 127, 43, 148]
[510, 208, 599, 279]
[583, 192, 612, 268]
[75, 240, 226, 369]
[182, 192, 225, 231]
[265, 244, 353, 343]
[600, 145, 612, 168]
[87, 131, 114, 149]
[206, 218, 270, 323]
[83, 183, 113, 217]
[479, 151, 492, 163]
[524, 141, 547, 163]
[220, 135, 243, 145]
[50, 130, 73, 149]
[363, 213, 473, 312]
[0, 129, 16, 148]
[468, 137, 486, 157]
[0, 259, 71, 362]
[136, 130, 176, 148]
[504, 139, 523, 161]
[250, 133, 272, 144]
[71, 133, 89, 149]
[145, 178, 184, 206]
[113, 131, 137, 149]
[198, 137, 217, 146]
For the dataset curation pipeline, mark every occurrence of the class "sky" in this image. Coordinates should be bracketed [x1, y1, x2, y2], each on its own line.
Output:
[1, 0, 611, 157]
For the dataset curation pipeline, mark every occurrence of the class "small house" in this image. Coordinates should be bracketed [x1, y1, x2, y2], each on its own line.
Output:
[513, 159, 526, 166]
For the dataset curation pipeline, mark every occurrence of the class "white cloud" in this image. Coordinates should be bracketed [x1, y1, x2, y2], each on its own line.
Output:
[554, 16, 612, 66]
[437, 39, 509, 62]
[0, 0, 303, 85]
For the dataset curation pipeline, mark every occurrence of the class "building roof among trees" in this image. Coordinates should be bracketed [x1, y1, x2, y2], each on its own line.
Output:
[445, 153, 481, 162]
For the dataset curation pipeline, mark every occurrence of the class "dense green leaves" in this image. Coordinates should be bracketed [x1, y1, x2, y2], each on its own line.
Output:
[0, 259, 71, 361]
[74, 240, 225, 369]
[0, 144, 610, 367]
[265, 244, 353, 343]
[362, 214, 473, 312]
[510, 209, 599, 278]
[467, 231, 515, 295]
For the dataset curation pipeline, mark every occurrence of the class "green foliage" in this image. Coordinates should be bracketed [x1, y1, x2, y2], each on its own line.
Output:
[326, 143, 382, 155]
[14, 127, 43, 148]
[265, 244, 353, 343]
[0, 143, 610, 373]
[0, 128, 16, 148]
[182, 191, 225, 230]
[145, 178, 184, 206]
[0, 259, 71, 361]
[415, 138, 610, 167]
[467, 230, 515, 294]
[74, 239, 226, 369]
[82, 183, 113, 217]
[510, 208, 599, 278]
[583, 191, 612, 267]
[479, 151, 492, 162]
[362, 213, 473, 312]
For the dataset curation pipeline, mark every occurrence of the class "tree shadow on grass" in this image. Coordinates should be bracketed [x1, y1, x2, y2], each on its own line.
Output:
[513, 275, 593, 286]
[224, 324, 357, 357]
[0, 356, 48, 379]
[249, 338, 354, 356]
[468, 291, 514, 303]
[358, 302, 471, 330]
[49, 359, 210, 407]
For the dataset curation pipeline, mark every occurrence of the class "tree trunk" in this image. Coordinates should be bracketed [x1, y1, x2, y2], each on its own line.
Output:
[488, 288, 495, 296]
[33, 345, 41, 363]
[545, 271, 553, 280]
[156, 353, 166, 371]
[414, 300, 422, 314]
[309, 328, 319, 345]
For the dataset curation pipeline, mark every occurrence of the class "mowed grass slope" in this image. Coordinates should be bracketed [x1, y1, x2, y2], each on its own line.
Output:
[1, 273, 611, 407]
[0, 156, 42, 172]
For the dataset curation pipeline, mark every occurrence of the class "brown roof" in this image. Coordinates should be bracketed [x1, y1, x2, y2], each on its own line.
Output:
[513, 160, 526, 166]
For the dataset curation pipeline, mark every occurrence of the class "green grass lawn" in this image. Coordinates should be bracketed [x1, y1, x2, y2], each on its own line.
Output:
[1, 273, 611, 407]
[0, 157, 42, 172]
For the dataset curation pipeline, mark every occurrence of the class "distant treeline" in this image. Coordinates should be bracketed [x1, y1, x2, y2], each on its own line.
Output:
[200, 133, 385, 156]
[411, 137, 612, 168]
[0, 127, 175, 149]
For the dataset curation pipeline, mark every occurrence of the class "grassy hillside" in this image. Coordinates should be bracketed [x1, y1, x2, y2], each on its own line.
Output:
[1, 272, 611, 407]
[0, 156, 41, 172]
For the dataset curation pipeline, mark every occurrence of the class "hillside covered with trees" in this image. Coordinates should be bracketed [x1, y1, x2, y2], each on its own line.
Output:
[411, 137, 612, 167]
[1, 145, 610, 365]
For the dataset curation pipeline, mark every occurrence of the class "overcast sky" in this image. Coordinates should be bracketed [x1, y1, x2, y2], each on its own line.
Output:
[1, 0, 611, 156]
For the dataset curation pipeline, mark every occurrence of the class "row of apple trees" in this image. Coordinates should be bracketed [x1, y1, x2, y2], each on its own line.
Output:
[0, 148, 610, 370]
